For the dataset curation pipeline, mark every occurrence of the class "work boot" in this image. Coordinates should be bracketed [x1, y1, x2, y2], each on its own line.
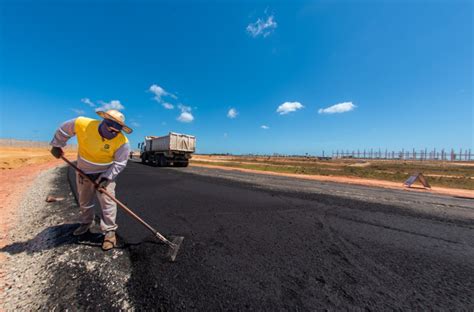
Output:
[102, 231, 117, 251]
[73, 223, 92, 236]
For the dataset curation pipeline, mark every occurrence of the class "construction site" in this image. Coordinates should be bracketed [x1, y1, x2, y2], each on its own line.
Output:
[1, 0, 473, 310]
[0, 141, 473, 310]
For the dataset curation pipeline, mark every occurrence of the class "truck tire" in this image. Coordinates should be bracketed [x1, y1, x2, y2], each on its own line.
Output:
[159, 155, 167, 167]
[152, 155, 159, 167]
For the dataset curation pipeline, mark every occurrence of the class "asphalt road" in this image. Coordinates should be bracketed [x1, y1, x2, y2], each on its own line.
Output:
[68, 162, 474, 310]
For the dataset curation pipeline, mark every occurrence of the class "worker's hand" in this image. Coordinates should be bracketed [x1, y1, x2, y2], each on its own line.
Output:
[97, 177, 110, 190]
[50, 146, 64, 159]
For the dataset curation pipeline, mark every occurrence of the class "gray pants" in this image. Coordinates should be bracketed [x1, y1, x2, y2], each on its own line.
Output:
[76, 174, 118, 232]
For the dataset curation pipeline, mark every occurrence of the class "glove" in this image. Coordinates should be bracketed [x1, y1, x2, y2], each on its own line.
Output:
[50, 146, 64, 159]
[97, 177, 111, 190]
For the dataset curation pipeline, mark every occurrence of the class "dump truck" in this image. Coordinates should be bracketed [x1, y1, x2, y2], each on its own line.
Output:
[139, 132, 196, 167]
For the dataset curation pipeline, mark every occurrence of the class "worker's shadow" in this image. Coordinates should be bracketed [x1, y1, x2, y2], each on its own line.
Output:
[0, 223, 106, 255]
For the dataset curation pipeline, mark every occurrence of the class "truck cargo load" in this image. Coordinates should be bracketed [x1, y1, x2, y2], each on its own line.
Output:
[139, 132, 196, 167]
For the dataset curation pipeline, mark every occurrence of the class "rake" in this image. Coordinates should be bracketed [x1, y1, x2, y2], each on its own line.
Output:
[61, 155, 184, 261]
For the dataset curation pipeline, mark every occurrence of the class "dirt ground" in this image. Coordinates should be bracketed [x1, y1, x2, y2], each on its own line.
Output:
[0, 147, 76, 301]
[0, 148, 76, 224]
[191, 155, 474, 198]
[0, 147, 76, 170]
[193, 154, 474, 166]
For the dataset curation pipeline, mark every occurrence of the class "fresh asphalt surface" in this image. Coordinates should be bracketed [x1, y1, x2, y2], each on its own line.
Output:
[68, 161, 474, 310]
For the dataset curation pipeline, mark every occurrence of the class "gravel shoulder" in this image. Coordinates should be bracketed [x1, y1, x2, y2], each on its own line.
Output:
[0, 166, 132, 310]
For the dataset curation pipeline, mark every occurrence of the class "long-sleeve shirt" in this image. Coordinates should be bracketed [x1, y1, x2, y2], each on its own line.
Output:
[50, 118, 130, 181]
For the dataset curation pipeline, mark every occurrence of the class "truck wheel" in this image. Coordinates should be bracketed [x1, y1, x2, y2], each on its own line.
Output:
[159, 155, 167, 167]
[141, 156, 146, 164]
[152, 155, 159, 167]
[147, 155, 154, 166]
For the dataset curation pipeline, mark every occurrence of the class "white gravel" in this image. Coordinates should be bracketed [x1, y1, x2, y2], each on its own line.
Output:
[0, 166, 133, 310]
[0, 166, 66, 310]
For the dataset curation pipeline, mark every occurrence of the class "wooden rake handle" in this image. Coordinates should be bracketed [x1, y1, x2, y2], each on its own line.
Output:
[60, 155, 172, 245]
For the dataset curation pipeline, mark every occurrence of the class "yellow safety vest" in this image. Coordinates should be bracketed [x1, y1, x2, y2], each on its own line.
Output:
[74, 117, 128, 165]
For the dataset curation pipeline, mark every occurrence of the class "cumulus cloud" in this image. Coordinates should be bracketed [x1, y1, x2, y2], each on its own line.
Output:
[96, 100, 125, 111]
[177, 112, 194, 123]
[177, 104, 194, 123]
[318, 102, 356, 114]
[276, 101, 304, 115]
[149, 84, 177, 106]
[227, 108, 238, 119]
[149, 84, 196, 121]
[247, 15, 277, 38]
[81, 98, 95, 107]
[71, 108, 85, 115]
[261, 125, 269, 130]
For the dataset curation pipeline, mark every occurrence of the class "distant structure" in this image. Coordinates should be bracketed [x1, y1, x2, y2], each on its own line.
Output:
[330, 148, 472, 162]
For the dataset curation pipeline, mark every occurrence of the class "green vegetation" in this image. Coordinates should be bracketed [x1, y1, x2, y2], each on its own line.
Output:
[191, 158, 474, 190]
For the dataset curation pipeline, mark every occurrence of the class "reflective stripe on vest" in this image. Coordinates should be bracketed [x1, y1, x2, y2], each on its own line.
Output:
[74, 117, 128, 165]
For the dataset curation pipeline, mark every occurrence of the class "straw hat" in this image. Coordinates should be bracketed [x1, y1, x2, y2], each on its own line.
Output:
[96, 109, 133, 134]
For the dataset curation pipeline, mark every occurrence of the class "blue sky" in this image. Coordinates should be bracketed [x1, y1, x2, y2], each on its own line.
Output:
[0, 0, 472, 154]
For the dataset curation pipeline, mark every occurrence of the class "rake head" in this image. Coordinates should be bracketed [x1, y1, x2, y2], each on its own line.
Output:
[166, 235, 184, 262]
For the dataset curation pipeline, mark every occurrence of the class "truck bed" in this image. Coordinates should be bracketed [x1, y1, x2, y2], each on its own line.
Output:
[145, 132, 196, 153]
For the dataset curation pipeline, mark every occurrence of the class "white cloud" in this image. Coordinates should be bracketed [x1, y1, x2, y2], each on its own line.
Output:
[227, 108, 238, 119]
[178, 104, 191, 112]
[247, 15, 277, 38]
[177, 112, 194, 123]
[81, 98, 95, 107]
[148, 84, 196, 121]
[131, 121, 140, 127]
[162, 102, 174, 110]
[177, 104, 194, 123]
[149, 84, 166, 101]
[149, 84, 177, 105]
[318, 102, 356, 114]
[72, 108, 85, 115]
[261, 125, 269, 129]
[96, 100, 125, 111]
[276, 101, 304, 115]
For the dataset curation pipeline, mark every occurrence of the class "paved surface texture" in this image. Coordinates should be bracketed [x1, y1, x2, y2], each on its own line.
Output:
[67, 162, 474, 310]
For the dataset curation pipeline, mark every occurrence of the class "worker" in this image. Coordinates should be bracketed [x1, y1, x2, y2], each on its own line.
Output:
[49, 109, 132, 251]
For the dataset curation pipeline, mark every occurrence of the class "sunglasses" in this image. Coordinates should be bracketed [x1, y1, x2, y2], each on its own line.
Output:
[104, 119, 123, 132]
